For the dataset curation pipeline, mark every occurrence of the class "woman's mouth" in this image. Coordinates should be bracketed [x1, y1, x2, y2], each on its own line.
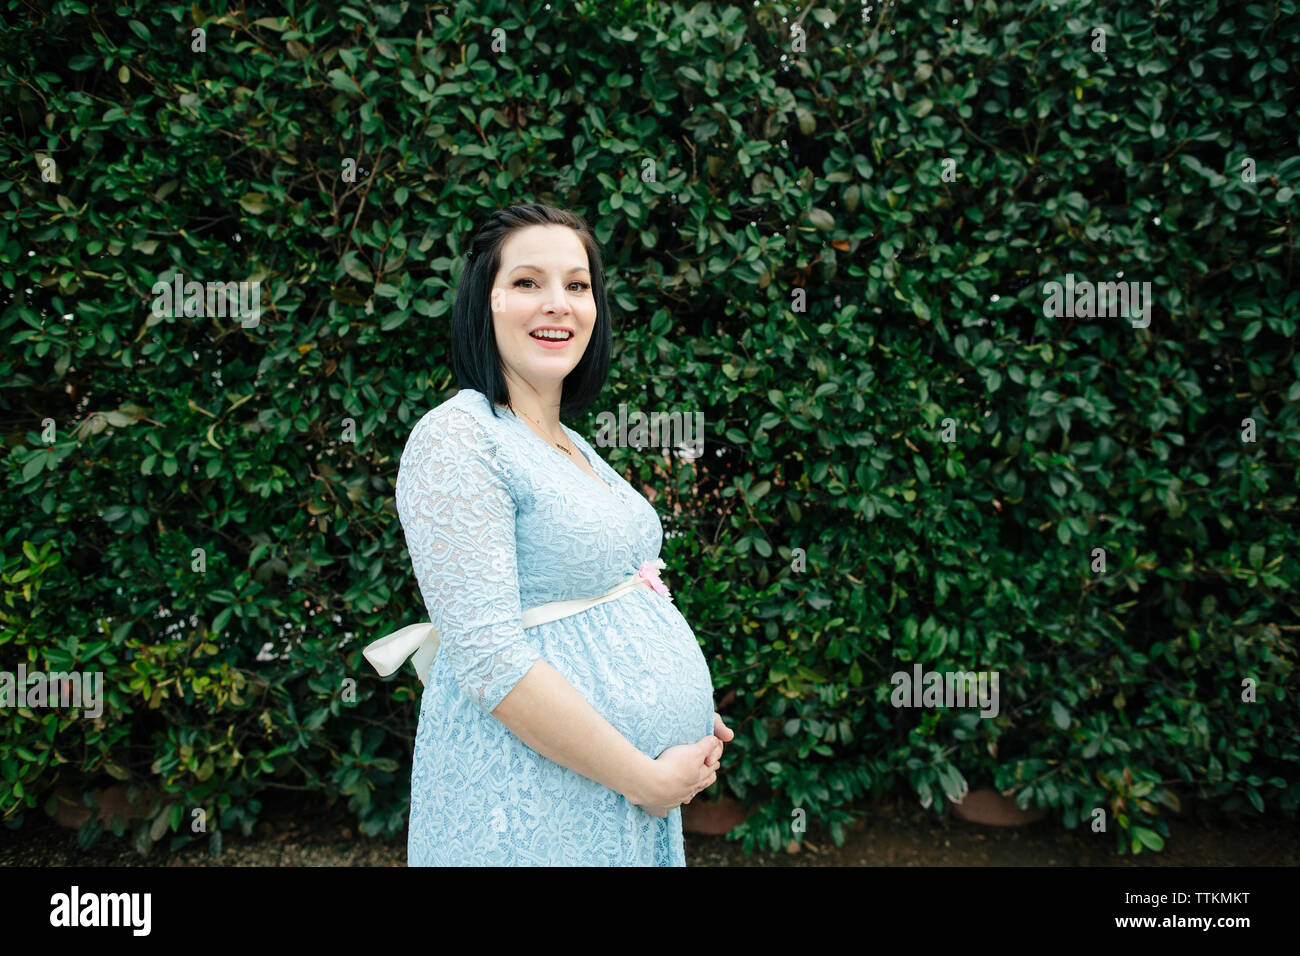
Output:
[529, 329, 573, 349]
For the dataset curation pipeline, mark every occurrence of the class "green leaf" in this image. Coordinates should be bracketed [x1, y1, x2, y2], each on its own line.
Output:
[1246, 786, 1264, 813]
[327, 69, 363, 96]
[150, 809, 171, 841]
[1050, 700, 1070, 729]
[342, 254, 374, 284]
[1133, 827, 1164, 852]
[806, 208, 835, 231]
[239, 192, 270, 215]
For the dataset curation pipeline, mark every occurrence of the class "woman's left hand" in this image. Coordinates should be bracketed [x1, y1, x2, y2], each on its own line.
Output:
[683, 712, 733, 805]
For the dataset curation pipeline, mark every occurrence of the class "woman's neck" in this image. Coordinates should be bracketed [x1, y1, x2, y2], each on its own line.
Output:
[496, 394, 565, 444]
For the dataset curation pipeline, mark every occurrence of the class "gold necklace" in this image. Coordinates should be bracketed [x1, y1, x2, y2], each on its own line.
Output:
[501, 401, 611, 493]
[511, 405, 572, 456]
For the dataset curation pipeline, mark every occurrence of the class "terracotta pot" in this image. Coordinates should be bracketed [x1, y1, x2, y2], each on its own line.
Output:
[682, 795, 755, 835]
[950, 788, 1049, 826]
[49, 783, 155, 829]
[684, 696, 745, 834]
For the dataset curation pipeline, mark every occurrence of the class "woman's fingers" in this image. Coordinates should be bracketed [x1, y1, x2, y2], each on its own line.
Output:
[681, 724, 728, 809]
[703, 736, 724, 772]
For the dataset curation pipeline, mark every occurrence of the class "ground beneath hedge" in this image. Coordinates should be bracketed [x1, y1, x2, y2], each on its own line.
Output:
[3, 791, 1294, 866]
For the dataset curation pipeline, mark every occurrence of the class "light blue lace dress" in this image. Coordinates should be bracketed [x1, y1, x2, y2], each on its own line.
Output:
[396, 386, 716, 865]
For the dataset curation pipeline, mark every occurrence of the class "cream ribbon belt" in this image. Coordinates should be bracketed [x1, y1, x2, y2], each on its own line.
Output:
[363, 558, 670, 685]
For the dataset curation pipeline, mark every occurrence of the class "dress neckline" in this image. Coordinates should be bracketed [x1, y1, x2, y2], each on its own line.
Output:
[489, 399, 615, 496]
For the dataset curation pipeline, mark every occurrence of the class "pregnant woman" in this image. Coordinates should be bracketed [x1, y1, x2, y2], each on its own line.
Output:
[365, 202, 733, 865]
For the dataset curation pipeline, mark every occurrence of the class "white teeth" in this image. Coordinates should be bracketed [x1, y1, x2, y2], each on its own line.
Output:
[531, 330, 571, 340]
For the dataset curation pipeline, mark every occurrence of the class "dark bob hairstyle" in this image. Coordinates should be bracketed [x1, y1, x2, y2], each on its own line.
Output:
[450, 202, 612, 420]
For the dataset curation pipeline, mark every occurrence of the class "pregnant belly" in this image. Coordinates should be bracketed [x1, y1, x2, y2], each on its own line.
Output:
[546, 593, 715, 757]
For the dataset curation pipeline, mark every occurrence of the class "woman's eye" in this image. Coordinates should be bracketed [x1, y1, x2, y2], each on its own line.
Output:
[513, 279, 589, 291]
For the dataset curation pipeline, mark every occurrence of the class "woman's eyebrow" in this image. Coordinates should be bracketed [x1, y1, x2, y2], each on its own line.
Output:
[508, 264, 590, 275]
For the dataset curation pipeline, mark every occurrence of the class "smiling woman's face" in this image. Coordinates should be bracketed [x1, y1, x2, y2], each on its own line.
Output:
[490, 224, 597, 399]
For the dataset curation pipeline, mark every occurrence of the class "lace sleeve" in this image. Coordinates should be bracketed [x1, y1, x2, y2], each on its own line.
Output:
[395, 407, 542, 716]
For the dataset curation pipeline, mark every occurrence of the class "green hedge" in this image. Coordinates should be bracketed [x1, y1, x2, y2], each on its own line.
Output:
[2, 0, 1297, 859]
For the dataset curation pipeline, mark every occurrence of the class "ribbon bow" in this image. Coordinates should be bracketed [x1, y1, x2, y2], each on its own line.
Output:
[637, 558, 672, 601]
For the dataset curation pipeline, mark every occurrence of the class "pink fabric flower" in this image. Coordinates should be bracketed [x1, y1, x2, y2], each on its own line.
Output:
[638, 560, 671, 601]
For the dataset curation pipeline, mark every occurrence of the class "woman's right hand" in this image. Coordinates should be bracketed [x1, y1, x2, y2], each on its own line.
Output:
[632, 735, 722, 818]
